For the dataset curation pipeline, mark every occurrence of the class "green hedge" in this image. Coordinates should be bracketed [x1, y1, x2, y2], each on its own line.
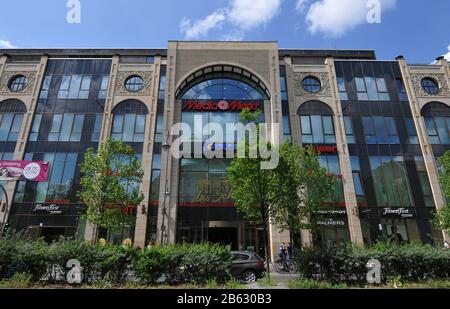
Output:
[134, 243, 232, 285]
[0, 237, 231, 285]
[297, 243, 450, 285]
[0, 237, 138, 283]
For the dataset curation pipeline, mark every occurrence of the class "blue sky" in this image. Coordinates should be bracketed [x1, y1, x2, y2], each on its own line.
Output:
[0, 0, 449, 63]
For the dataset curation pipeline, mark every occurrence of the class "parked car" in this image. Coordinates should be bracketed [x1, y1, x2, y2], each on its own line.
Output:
[230, 251, 265, 283]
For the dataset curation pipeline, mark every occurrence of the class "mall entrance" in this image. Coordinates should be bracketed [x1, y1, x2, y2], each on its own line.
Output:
[208, 227, 238, 250]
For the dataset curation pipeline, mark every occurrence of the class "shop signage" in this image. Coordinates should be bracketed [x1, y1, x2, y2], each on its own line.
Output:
[381, 207, 416, 219]
[32, 204, 63, 215]
[315, 209, 347, 216]
[313, 146, 338, 153]
[317, 219, 346, 226]
[0, 160, 49, 182]
[182, 100, 261, 112]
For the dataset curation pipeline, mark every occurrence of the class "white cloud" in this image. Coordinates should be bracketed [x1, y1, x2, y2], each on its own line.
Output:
[295, 0, 309, 12]
[0, 39, 17, 49]
[180, 9, 226, 40]
[180, 0, 282, 40]
[228, 0, 282, 30]
[444, 45, 450, 61]
[305, 0, 396, 37]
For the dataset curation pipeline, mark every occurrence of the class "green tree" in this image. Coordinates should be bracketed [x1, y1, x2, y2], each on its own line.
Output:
[271, 143, 336, 250]
[434, 151, 450, 232]
[227, 109, 275, 276]
[78, 139, 144, 242]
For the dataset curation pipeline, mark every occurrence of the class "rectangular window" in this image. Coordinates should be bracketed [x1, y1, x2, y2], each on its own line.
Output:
[414, 157, 435, 208]
[37, 152, 78, 203]
[406, 118, 419, 144]
[48, 113, 84, 142]
[344, 117, 355, 144]
[376, 78, 390, 101]
[58, 75, 94, 99]
[58, 76, 71, 99]
[425, 117, 450, 145]
[78, 76, 91, 99]
[363, 116, 399, 144]
[396, 79, 408, 101]
[159, 76, 166, 100]
[99, 76, 109, 99]
[369, 156, 414, 207]
[337, 77, 348, 101]
[29, 114, 43, 141]
[280, 77, 288, 101]
[91, 115, 103, 142]
[319, 155, 344, 204]
[39, 76, 52, 99]
[112, 114, 146, 143]
[301, 115, 335, 144]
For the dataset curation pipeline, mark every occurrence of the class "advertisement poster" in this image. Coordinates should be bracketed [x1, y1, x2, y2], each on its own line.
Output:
[0, 161, 49, 182]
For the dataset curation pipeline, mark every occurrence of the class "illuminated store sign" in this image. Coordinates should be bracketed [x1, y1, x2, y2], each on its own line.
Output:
[313, 146, 338, 153]
[182, 100, 261, 112]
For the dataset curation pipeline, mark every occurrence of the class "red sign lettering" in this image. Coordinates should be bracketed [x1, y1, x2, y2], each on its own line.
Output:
[182, 100, 261, 112]
[313, 146, 338, 153]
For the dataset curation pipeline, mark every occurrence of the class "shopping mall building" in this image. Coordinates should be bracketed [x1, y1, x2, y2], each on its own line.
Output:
[0, 41, 449, 259]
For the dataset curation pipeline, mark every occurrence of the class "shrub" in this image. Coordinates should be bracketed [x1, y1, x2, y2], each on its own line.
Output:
[14, 240, 53, 282]
[135, 243, 231, 285]
[0, 238, 18, 279]
[296, 243, 450, 285]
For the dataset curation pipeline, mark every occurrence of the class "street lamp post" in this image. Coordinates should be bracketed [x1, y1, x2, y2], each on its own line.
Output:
[160, 131, 171, 246]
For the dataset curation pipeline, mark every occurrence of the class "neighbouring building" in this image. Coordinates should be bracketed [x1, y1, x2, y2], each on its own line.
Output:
[0, 41, 449, 259]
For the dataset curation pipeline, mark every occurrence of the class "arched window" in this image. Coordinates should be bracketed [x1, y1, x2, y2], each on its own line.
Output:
[421, 102, 450, 145]
[0, 99, 27, 142]
[176, 65, 270, 100]
[181, 78, 265, 100]
[177, 66, 269, 144]
[298, 101, 336, 144]
[111, 100, 148, 142]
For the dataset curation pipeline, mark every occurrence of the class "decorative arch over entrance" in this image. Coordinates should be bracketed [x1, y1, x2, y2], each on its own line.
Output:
[175, 64, 271, 100]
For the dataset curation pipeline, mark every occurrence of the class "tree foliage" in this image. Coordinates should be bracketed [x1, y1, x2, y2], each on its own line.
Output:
[78, 139, 144, 239]
[270, 143, 336, 242]
[435, 151, 450, 232]
[227, 109, 274, 275]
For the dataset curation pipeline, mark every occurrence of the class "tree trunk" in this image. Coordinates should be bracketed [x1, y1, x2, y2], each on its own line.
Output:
[262, 218, 271, 279]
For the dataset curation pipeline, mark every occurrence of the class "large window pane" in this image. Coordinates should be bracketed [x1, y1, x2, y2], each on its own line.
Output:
[311, 115, 324, 144]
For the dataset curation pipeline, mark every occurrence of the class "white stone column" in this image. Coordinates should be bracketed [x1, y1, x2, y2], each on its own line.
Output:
[398, 58, 449, 242]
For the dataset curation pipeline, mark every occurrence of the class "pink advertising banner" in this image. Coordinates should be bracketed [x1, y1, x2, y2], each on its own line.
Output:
[0, 161, 49, 182]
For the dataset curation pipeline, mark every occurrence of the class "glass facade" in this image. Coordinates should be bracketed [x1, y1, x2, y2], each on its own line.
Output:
[176, 72, 268, 254]
[336, 61, 438, 245]
[9, 59, 112, 240]
[1, 47, 448, 250]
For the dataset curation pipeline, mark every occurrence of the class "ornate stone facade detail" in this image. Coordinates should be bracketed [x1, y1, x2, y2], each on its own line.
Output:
[293, 72, 332, 97]
[115, 71, 153, 96]
[411, 73, 450, 97]
[0, 71, 36, 96]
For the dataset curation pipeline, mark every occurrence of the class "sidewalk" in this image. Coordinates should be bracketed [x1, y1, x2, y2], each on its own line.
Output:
[247, 272, 300, 289]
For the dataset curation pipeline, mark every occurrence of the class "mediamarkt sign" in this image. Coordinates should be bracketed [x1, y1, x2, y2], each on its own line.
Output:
[182, 100, 261, 112]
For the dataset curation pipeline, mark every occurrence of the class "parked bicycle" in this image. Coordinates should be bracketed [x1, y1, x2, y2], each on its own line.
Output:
[267, 258, 298, 273]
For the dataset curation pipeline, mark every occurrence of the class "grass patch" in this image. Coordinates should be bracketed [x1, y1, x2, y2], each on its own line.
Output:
[0, 273, 32, 289]
[259, 276, 277, 288]
[223, 279, 247, 289]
